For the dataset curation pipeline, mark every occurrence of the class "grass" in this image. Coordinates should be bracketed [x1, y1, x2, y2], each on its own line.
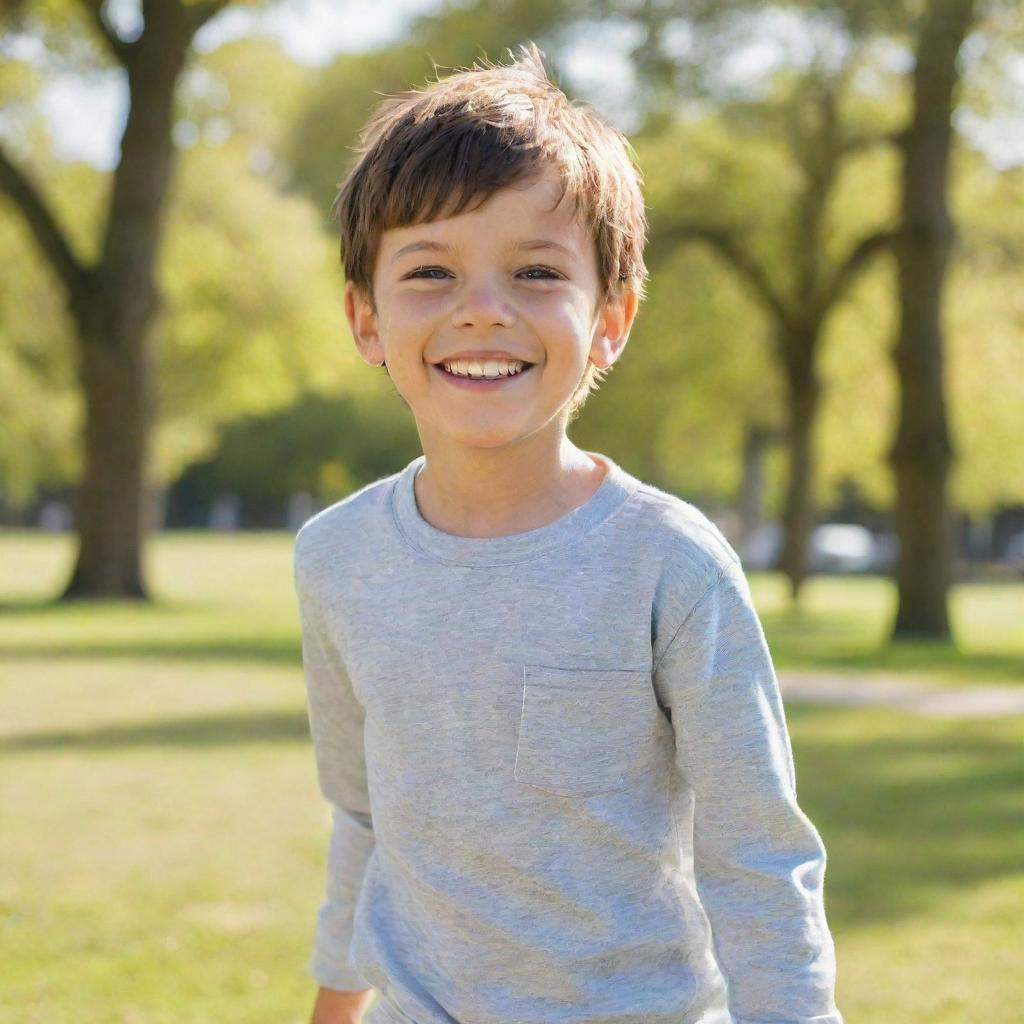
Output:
[750, 569, 1024, 683]
[1, 530, 1023, 1022]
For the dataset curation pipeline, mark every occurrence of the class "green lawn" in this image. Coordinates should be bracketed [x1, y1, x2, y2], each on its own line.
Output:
[748, 571, 1024, 683]
[2, 530, 1022, 1023]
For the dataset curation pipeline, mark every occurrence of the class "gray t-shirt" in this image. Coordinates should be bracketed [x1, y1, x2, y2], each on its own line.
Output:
[293, 451, 843, 1024]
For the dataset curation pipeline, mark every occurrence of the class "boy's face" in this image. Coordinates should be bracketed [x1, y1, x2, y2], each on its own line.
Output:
[344, 168, 638, 457]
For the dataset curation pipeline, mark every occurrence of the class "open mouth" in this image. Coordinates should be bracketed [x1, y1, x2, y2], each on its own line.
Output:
[433, 363, 536, 385]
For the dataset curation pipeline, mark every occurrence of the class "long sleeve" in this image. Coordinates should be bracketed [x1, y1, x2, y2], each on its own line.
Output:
[294, 566, 376, 992]
[653, 558, 843, 1024]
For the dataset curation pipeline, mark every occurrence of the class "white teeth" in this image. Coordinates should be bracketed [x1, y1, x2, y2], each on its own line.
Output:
[442, 358, 528, 379]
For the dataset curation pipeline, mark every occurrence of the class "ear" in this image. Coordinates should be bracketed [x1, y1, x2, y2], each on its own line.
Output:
[344, 281, 385, 367]
[589, 286, 639, 370]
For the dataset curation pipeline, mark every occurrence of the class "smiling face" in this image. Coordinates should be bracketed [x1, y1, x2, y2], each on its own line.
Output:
[344, 169, 639, 458]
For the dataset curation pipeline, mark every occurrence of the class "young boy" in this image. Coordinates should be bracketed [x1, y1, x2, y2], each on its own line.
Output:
[293, 44, 843, 1024]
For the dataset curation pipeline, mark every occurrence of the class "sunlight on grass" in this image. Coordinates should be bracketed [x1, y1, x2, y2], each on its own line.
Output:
[748, 571, 1024, 682]
[0, 530, 299, 663]
[1, 657, 335, 1024]
[786, 705, 1024, 1023]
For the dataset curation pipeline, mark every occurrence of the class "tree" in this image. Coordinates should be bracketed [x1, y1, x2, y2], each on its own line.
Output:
[0, 34, 365, 524]
[596, 0, 1021, 634]
[0, 0, 230, 599]
[887, 0, 978, 638]
[640, 29, 901, 600]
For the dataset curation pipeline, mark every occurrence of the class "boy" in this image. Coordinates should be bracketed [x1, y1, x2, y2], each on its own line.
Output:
[293, 44, 843, 1024]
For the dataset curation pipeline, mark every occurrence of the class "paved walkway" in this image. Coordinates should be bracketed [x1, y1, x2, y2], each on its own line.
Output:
[778, 669, 1024, 717]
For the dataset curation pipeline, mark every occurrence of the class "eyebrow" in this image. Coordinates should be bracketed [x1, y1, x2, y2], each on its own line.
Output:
[515, 239, 576, 259]
[391, 240, 451, 263]
[390, 238, 576, 263]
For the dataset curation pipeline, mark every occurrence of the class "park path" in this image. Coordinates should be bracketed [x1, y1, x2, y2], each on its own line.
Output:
[778, 669, 1024, 717]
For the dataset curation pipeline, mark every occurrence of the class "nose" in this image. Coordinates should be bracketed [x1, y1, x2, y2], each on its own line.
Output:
[451, 281, 517, 330]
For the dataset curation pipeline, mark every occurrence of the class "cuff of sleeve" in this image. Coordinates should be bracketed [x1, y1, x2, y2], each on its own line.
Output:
[310, 949, 372, 992]
[735, 1014, 844, 1024]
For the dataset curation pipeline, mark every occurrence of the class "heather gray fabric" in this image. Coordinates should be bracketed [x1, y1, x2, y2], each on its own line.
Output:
[293, 451, 843, 1024]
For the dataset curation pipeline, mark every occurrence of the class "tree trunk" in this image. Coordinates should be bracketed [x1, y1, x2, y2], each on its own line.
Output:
[771, 79, 835, 605]
[61, 3, 195, 600]
[62, 319, 154, 598]
[887, 0, 975, 638]
[775, 336, 822, 602]
[738, 422, 772, 548]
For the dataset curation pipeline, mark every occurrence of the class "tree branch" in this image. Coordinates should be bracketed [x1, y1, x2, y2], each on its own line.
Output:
[819, 228, 898, 311]
[181, 0, 231, 32]
[0, 144, 93, 300]
[651, 222, 793, 331]
[79, 0, 136, 65]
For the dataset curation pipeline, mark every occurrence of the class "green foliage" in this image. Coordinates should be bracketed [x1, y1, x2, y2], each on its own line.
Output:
[284, 0, 586, 210]
[0, 155, 106, 505]
[175, 386, 421, 510]
[573, 238, 785, 507]
[815, 142, 902, 511]
[154, 134, 368, 486]
[0, 0, 113, 76]
[176, 35, 314, 168]
[947, 158, 1024, 513]
[0, 29, 378, 510]
[0, 126, 369, 506]
[285, 41, 441, 213]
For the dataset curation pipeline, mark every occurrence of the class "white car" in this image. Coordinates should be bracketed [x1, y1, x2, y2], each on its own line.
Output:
[809, 523, 877, 573]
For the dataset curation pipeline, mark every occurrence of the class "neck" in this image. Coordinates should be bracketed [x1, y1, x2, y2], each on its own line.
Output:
[413, 436, 607, 539]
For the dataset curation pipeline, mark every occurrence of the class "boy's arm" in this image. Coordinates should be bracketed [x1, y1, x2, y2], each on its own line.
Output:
[310, 984, 375, 1024]
[295, 560, 377, 1000]
[653, 558, 844, 1024]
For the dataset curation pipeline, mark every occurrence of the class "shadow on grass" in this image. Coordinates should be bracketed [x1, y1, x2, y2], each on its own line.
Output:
[0, 595, 303, 665]
[0, 596, 223, 616]
[763, 606, 1024, 683]
[1, 710, 310, 751]
[797, 647, 1024, 681]
[787, 704, 1024, 930]
[0, 641, 301, 665]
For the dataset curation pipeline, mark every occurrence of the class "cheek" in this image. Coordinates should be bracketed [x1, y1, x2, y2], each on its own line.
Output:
[393, 289, 450, 319]
[525, 293, 594, 348]
[376, 291, 449, 342]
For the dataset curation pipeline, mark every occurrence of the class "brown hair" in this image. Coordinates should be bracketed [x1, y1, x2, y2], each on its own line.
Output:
[332, 42, 648, 420]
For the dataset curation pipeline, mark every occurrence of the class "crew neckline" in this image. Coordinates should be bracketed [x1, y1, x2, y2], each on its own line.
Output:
[391, 451, 639, 566]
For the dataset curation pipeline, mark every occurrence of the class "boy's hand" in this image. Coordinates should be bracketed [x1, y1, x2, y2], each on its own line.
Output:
[310, 985, 376, 1024]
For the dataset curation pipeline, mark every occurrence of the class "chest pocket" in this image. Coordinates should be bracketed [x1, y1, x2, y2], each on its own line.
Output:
[514, 664, 657, 797]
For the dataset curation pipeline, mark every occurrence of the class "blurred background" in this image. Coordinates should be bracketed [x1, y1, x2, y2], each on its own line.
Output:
[1, 1, 1022, 1022]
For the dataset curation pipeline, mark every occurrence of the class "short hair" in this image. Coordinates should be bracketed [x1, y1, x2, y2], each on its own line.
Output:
[331, 42, 648, 421]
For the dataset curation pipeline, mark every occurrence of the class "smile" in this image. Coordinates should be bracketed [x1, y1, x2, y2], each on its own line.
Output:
[433, 363, 536, 389]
